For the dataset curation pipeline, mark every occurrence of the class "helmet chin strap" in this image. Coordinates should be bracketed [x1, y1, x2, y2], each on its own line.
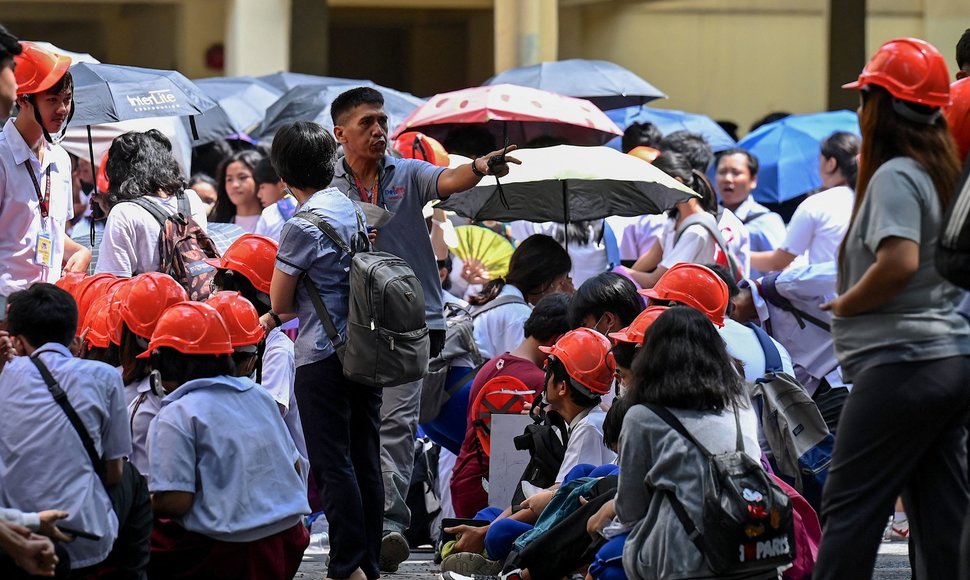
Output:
[27, 94, 75, 145]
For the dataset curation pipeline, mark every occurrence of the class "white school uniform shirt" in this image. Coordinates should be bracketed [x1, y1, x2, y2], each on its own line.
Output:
[261, 328, 309, 465]
[730, 197, 786, 278]
[717, 207, 752, 278]
[749, 262, 846, 394]
[509, 221, 608, 287]
[781, 186, 853, 265]
[657, 215, 718, 270]
[555, 406, 616, 484]
[718, 318, 795, 383]
[0, 119, 73, 296]
[255, 203, 286, 241]
[472, 284, 532, 360]
[148, 375, 309, 542]
[127, 375, 162, 479]
[0, 343, 131, 569]
[96, 189, 209, 277]
[609, 214, 666, 262]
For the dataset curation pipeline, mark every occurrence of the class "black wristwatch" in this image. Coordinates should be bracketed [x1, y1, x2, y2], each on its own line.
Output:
[268, 310, 283, 329]
[471, 157, 488, 177]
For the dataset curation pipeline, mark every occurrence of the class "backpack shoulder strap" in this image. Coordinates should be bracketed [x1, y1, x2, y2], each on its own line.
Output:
[674, 212, 740, 278]
[294, 210, 352, 255]
[176, 192, 192, 218]
[759, 273, 831, 332]
[644, 403, 713, 457]
[126, 196, 173, 228]
[471, 293, 528, 319]
[745, 322, 784, 374]
[741, 210, 770, 225]
[30, 356, 106, 484]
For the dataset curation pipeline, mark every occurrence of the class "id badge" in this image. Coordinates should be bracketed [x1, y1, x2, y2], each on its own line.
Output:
[35, 233, 53, 267]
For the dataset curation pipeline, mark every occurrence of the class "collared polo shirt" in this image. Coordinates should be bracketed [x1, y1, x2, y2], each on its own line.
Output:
[728, 197, 785, 277]
[148, 375, 310, 542]
[0, 119, 73, 296]
[275, 187, 363, 367]
[331, 155, 447, 330]
[0, 343, 130, 569]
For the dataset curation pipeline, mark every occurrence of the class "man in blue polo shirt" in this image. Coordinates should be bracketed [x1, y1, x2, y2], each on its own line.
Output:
[329, 86, 516, 572]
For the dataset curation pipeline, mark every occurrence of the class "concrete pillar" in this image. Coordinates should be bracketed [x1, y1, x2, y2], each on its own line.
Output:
[494, 0, 558, 74]
[225, 0, 291, 76]
[827, 0, 866, 111]
[924, 0, 969, 77]
[177, 0, 228, 79]
[290, 0, 329, 75]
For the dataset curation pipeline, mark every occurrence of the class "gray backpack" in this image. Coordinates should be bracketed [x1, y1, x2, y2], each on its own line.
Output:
[295, 210, 430, 388]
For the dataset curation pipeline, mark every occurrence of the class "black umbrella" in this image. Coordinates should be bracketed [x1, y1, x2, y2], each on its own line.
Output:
[181, 76, 283, 144]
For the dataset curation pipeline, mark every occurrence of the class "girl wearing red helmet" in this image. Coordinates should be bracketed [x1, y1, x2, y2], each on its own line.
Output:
[816, 38, 970, 579]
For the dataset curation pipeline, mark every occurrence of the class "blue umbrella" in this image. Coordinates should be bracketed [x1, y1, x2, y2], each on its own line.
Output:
[485, 59, 665, 110]
[256, 71, 363, 92]
[252, 83, 425, 142]
[604, 105, 737, 153]
[182, 76, 283, 144]
[738, 110, 860, 204]
[70, 63, 217, 128]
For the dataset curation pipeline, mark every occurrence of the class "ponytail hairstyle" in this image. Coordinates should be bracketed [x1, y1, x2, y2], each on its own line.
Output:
[819, 131, 861, 189]
[469, 234, 571, 306]
[652, 151, 718, 217]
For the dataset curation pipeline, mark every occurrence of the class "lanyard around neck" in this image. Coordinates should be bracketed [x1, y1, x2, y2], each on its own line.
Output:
[24, 162, 52, 219]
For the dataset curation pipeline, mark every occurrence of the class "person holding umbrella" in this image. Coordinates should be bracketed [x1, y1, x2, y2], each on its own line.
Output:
[0, 42, 90, 301]
[328, 86, 518, 572]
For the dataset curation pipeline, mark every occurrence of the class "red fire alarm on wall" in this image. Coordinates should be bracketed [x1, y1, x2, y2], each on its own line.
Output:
[206, 43, 224, 70]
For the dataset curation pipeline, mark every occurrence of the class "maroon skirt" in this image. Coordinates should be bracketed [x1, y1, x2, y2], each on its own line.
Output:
[150, 518, 309, 579]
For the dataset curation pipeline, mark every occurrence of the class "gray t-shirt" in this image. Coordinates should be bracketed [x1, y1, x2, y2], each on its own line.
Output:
[330, 155, 447, 330]
[833, 157, 970, 381]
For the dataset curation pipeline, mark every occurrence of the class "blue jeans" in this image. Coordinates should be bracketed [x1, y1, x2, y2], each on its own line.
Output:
[589, 532, 628, 580]
[474, 507, 534, 561]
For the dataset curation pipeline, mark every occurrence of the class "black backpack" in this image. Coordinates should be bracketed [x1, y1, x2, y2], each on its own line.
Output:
[646, 404, 795, 576]
[510, 403, 569, 507]
[936, 155, 970, 289]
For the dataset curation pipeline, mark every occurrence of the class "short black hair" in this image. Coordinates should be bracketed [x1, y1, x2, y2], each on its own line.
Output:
[652, 150, 718, 213]
[7, 284, 77, 348]
[253, 156, 280, 187]
[659, 131, 714, 173]
[547, 356, 600, 408]
[622, 121, 662, 153]
[959, 29, 970, 71]
[567, 272, 643, 329]
[189, 172, 217, 190]
[330, 86, 384, 126]
[716, 147, 760, 179]
[602, 396, 631, 450]
[213, 269, 270, 314]
[703, 263, 739, 316]
[611, 341, 637, 370]
[0, 25, 21, 64]
[630, 306, 746, 412]
[43, 70, 73, 97]
[153, 347, 236, 385]
[271, 121, 337, 191]
[523, 293, 571, 342]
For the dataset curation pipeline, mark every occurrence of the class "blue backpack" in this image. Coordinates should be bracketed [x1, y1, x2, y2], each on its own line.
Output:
[747, 323, 834, 511]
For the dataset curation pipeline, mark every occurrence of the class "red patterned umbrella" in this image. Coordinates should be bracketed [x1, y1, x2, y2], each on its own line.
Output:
[390, 84, 622, 147]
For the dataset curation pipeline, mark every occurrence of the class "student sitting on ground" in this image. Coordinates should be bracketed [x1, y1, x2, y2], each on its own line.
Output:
[145, 301, 310, 579]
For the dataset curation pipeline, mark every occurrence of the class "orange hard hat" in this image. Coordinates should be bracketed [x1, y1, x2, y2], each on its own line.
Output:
[14, 42, 72, 96]
[609, 306, 669, 345]
[639, 263, 728, 326]
[72, 273, 117, 329]
[118, 272, 189, 341]
[204, 234, 278, 295]
[80, 294, 119, 349]
[843, 38, 950, 109]
[946, 78, 970, 163]
[394, 132, 450, 167]
[539, 328, 616, 396]
[137, 301, 234, 358]
[55, 272, 87, 296]
[96, 150, 110, 193]
[627, 146, 660, 164]
[205, 292, 265, 347]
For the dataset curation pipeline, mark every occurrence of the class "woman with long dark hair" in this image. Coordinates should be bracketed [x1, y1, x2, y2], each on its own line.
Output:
[470, 233, 572, 359]
[814, 38, 970, 579]
[751, 131, 860, 272]
[211, 150, 265, 232]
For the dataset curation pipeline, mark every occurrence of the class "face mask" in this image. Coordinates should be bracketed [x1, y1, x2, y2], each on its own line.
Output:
[590, 313, 609, 335]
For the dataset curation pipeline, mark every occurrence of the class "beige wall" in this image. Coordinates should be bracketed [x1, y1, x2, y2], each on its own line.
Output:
[561, 0, 970, 137]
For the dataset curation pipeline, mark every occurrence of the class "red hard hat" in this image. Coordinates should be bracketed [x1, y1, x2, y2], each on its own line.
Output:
[205, 292, 265, 347]
[72, 273, 117, 330]
[137, 301, 234, 358]
[14, 42, 72, 96]
[55, 272, 87, 296]
[394, 132, 450, 167]
[946, 78, 970, 162]
[81, 294, 119, 349]
[204, 234, 278, 295]
[627, 146, 660, 164]
[96, 150, 110, 193]
[842, 37, 951, 108]
[639, 263, 728, 326]
[609, 306, 669, 345]
[118, 272, 189, 341]
[539, 328, 616, 396]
